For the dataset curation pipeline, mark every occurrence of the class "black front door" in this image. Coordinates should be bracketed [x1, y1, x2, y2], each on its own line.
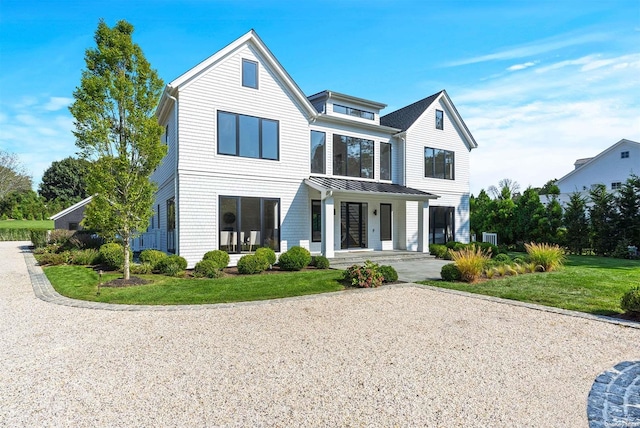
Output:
[341, 202, 367, 249]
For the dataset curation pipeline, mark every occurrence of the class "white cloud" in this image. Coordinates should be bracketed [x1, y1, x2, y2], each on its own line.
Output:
[507, 61, 536, 71]
[43, 96, 73, 111]
[444, 31, 611, 67]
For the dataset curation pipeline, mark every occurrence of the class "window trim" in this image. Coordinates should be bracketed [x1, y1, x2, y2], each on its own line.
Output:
[217, 110, 279, 160]
[310, 130, 326, 174]
[424, 147, 455, 180]
[311, 200, 322, 242]
[435, 109, 444, 130]
[621, 151, 630, 159]
[242, 59, 258, 89]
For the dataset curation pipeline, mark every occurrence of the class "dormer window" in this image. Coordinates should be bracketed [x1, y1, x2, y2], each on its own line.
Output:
[621, 151, 629, 159]
[333, 104, 374, 120]
[436, 110, 444, 130]
[242, 59, 258, 89]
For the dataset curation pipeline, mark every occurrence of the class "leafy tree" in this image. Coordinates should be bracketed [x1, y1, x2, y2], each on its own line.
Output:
[0, 190, 47, 220]
[39, 157, 90, 204]
[0, 150, 32, 199]
[563, 193, 589, 254]
[588, 184, 617, 256]
[514, 187, 545, 243]
[69, 19, 166, 280]
[537, 179, 560, 196]
[615, 174, 640, 247]
[470, 190, 493, 237]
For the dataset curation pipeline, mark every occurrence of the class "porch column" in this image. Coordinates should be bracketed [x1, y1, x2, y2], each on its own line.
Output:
[322, 196, 335, 258]
[418, 200, 430, 253]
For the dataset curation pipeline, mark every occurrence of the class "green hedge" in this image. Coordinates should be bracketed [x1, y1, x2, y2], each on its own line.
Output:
[0, 228, 34, 241]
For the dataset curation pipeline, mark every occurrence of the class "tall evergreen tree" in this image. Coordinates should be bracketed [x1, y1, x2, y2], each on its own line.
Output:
[541, 194, 563, 244]
[615, 174, 640, 247]
[588, 184, 617, 255]
[514, 187, 545, 243]
[563, 193, 589, 254]
[69, 20, 166, 280]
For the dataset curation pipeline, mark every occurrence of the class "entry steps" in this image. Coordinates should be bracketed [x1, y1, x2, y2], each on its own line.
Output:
[328, 251, 436, 268]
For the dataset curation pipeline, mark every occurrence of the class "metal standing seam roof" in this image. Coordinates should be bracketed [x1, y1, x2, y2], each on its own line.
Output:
[305, 177, 438, 198]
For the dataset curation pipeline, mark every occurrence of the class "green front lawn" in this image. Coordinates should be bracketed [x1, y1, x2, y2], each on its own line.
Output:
[0, 219, 53, 230]
[419, 255, 640, 316]
[44, 265, 345, 305]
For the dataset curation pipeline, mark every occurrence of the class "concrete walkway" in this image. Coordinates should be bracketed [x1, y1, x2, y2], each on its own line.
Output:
[2, 241, 640, 427]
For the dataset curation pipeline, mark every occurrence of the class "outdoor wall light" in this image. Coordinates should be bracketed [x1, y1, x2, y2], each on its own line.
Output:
[373, 209, 377, 215]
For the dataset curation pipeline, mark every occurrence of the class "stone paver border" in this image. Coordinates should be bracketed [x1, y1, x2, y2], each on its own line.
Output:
[23, 245, 640, 330]
[587, 361, 640, 427]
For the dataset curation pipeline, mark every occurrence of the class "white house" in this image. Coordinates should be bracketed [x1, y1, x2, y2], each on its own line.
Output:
[148, 30, 478, 268]
[555, 139, 639, 206]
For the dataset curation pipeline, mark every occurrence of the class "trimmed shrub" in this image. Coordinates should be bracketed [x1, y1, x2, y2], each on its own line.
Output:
[343, 260, 384, 288]
[203, 250, 230, 269]
[237, 254, 265, 274]
[513, 256, 527, 265]
[156, 255, 188, 276]
[379, 265, 398, 283]
[450, 247, 491, 283]
[193, 259, 224, 278]
[69, 248, 100, 265]
[36, 252, 67, 266]
[254, 247, 276, 267]
[441, 263, 462, 281]
[278, 246, 311, 271]
[621, 286, 640, 314]
[429, 244, 448, 259]
[0, 228, 32, 242]
[494, 253, 511, 264]
[524, 242, 565, 272]
[67, 231, 104, 250]
[99, 243, 126, 270]
[28, 230, 49, 249]
[313, 255, 330, 269]
[131, 262, 153, 275]
[139, 249, 168, 271]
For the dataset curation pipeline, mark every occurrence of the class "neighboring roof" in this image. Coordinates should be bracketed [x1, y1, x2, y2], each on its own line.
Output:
[573, 157, 593, 168]
[156, 29, 318, 122]
[380, 90, 478, 150]
[305, 177, 438, 200]
[380, 92, 441, 131]
[557, 138, 640, 185]
[49, 195, 93, 220]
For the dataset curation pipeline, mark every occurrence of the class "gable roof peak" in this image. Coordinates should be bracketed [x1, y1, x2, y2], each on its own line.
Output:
[380, 90, 443, 131]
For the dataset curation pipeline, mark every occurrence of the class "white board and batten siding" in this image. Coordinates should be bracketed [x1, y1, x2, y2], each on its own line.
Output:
[173, 43, 312, 267]
[404, 96, 472, 244]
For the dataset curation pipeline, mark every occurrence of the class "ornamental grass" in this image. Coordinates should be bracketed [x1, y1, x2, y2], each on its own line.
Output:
[450, 246, 491, 283]
[524, 242, 565, 272]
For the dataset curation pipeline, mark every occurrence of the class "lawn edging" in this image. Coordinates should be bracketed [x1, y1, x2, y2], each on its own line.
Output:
[410, 282, 640, 330]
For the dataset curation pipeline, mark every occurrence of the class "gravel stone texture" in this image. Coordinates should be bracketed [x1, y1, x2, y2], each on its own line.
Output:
[1, 241, 639, 427]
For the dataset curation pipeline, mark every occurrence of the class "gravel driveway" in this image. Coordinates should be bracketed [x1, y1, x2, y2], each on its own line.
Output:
[1, 241, 638, 427]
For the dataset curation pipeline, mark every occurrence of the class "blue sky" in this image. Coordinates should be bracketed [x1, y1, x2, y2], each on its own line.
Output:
[1, 0, 638, 195]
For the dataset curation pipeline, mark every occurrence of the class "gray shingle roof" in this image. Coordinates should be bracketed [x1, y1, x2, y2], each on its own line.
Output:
[380, 91, 442, 131]
[305, 177, 438, 198]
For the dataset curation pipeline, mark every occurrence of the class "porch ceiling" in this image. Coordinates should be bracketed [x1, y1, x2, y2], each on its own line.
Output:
[304, 177, 438, 200]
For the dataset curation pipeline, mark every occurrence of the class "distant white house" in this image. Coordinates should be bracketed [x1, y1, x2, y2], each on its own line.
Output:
[555, 139, 639, 206]
[141, 30, 478, 268]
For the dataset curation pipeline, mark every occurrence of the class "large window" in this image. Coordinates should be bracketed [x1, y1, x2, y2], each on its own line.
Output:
[311, 200, 321, 242]
[242, 59, 258, 89]
[429, 206, 454, 244]
[167, 198, 176, 253]
[333, 134, 374, 179]
[219, 196, 280, 253]
[333, 104, 375, 120]
[217, 111, 279, 160]
[436, 110, 444, 130]
[310, 131, 325, 174]
[425, 147, 454, 180]
[380, 142, 391, 181]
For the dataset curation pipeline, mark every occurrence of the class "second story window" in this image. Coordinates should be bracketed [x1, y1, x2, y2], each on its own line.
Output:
[218, 111, 279, 160]
[436, 110, 444, 130]
[333, 134, 374, 179]
[425, 147, 454, 180]
[333, 104, 375, 120]
[310, 131, 326, 174]
[380, 142, 391, 181]
[621, 151, 629, 159]
[611, 182, 622, 190]
[242, 59, 258, 89]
